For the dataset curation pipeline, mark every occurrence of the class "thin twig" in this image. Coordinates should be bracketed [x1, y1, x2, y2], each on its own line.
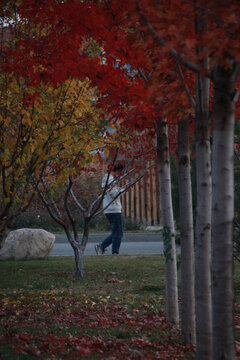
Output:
[64, 177, 79, 242]
[94, 163, 154, 217]
[176, 62, 196, 110]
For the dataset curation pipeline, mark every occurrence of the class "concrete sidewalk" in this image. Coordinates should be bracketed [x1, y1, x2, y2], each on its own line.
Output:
[55, 232, 163, 243]
[50, 232, 181, 256]
[50, 241, 166, 256]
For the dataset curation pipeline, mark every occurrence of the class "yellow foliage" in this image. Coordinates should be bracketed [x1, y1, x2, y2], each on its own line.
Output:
[0, 63, 129, 217]
[0, 73, 111, 208]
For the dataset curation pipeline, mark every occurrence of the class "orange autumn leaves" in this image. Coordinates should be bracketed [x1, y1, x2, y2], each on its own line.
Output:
[0, 74, 119, 209]
[0, 289, 194, 359]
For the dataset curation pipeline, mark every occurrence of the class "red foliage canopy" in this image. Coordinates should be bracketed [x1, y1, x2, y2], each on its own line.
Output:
[1, 0, 240, 134]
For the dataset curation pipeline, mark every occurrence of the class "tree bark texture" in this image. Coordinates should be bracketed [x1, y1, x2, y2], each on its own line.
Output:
[156, 119, 179, 324]
[211, 64, 238, 360]
[65, 227, 85, 278]
[194, 6, 212, 358]
[73, 243, 85, 278]
[81, 218, 90, 253]
[0, 216, 14, 249]
[0, 225, 11, 249]
[195, 72, 212, 360]
[178, 117, 196, 344]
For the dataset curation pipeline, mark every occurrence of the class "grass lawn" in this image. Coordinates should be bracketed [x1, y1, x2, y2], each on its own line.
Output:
[0, 255, 239, 359]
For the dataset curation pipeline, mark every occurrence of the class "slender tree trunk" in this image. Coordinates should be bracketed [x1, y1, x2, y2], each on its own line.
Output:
[211, 64, 239, 360]
[0, 226, 11, 249]
[72, 217, 90, 277]
[195, 73, 212, 360]
[178, 117, 196, 344]
[73, 243, 85, 278]
[156, 119, 179, 324]
[81, 217, 90, 253]
[0, 217, 14, 249]
[194, 5, 212, 358]
[65, 227, 85, 278]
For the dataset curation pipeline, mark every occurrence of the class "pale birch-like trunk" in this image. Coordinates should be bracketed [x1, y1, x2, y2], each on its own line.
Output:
[156, 119, 179, 324]
[195, 8, 212, 356]
[211, 64, 239, 360]
[178, 117, 195, 344]
[195, 72, 212, 360]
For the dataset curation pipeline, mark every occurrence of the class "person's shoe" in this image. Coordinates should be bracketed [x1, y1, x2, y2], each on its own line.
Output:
[95, 244, 100, 255]
[95, 244, 105, 255]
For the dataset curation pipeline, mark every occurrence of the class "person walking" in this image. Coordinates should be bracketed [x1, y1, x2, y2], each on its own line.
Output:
[95, 166, 123, 255]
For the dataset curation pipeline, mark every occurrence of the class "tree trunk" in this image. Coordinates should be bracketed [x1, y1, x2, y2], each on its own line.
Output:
[156, 119, 179, 324]
[64, 227, 85, 278]
[194, 6, 212, 358]
[211, 64, 239, 360]
[0, 217, 14, 249]
[73, 243, 85, 278]
[81, 217, 90, 253]
[177, 117, 196, 344]
[0, 225, 11, 249]
[195, 72, 212, 360]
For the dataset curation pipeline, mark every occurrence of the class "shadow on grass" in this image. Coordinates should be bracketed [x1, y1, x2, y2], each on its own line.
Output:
[135, 285, 163, 294]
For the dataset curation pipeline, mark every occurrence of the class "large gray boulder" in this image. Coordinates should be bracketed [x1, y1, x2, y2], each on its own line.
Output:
[0, 228, 55, 260]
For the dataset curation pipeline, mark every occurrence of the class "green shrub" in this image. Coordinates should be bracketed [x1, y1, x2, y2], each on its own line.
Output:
[13, 213, 142, 233]
[234, 222, 240, 262]
[13, 213, 61, 232]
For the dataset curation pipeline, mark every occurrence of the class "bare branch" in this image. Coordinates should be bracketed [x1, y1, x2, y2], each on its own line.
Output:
[37, 187, 64, 227]
[38, 177, 64, 225]
[70, 188, 87, 214]
[87, 145, 156, 217]
[176, 62, 196, 109]
[88, 149, 119, 215]
[138, 68, 150, 82]
[94, 163, 154, 217]
[64, 177, 79, 242]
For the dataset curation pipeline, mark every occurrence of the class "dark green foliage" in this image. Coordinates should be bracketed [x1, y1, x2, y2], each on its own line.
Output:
[234, 222, 240, 262]
[13, 212, 142, 233]
[122, 217, 142, 231]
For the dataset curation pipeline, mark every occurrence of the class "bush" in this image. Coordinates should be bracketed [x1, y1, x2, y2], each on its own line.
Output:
[13, 212, 143, 233]
[123, 217, 143, 231]
[13, 212, 63, 232]
[234, 221, 240, 262]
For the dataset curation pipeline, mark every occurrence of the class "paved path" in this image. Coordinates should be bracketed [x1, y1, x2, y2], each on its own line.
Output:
[54, 232, 162, 243]
[50, 233, 180, 256]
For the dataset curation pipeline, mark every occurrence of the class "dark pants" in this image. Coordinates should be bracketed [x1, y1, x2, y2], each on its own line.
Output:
[101, 213, 123, 254]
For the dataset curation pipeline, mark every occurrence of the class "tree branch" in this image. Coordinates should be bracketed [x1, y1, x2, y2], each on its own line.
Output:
[64, 177, 79, 242]
[94, 163, 154, 217]
[176, 62, 196, 110]
[70, 188, 87, 214]
[37, 178, 65, 226]
[139, 11, 213, 80]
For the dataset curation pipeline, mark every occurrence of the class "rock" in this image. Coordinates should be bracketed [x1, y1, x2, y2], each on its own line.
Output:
[0, 229, 55, 260]
[145, 225, 163, 232]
